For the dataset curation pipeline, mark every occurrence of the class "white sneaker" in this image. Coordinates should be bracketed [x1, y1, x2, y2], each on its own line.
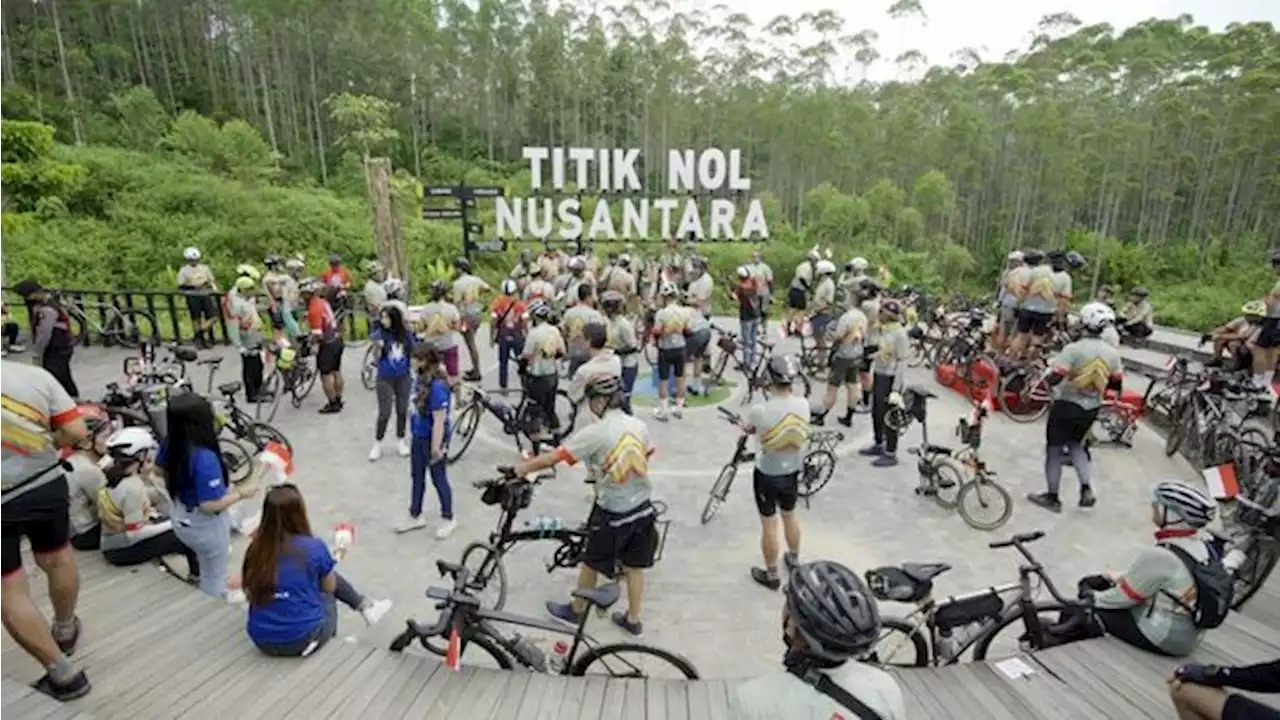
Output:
[672, 404, 684, 419]
[653, 407, 668, 422]
[434, 519, 457, 539]
[361, 598, 393, 626]
[397, 438, 411, 457]
[225, 589, 247, 604]
[395, 516, 428, 534]
[368, 443, 383, 462]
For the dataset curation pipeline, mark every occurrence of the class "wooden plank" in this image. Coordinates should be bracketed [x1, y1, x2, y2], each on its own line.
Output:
[355, 652, 431, 720]
[127, 611, 258, 717]
[892, 668, 952, 720]
[576, 676, 609, 720]
[401, 664, 476, 716]
[702, 679, 733, 720]
[621, 678, 647, 720]
[1074, 641, 1173, 717]
[937, 664, 1023, 720]
[238, 641, 366, 720]
[664, 678, 690, 720]
[385, 657, 453, 719]
[555, 674, 587, 719]
[1034, 644, 1151, 718]
[485, 671, 532, 720]
[530, 674, 571, 720]
[452, 667, 514, 720]
[980, 658, 1099, 720]
[285, 644, 388, 719]
[313, 649, 403, 718]
[511, 672, 553, 720]
[645, 679, 668, 720]
[178, 646, 296, 720]
[132, 623, 260, 719]
[597, 678, 629, 720]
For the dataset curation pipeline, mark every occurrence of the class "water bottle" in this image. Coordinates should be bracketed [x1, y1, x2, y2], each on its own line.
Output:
[939, 619, 990, 660]
[508, 634, 547, 672]
[546, 640, 570, 674]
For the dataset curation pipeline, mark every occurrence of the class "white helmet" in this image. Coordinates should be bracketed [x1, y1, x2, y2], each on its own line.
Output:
[736, 266, 751, 279]
[807, 247, 821, 261]
[105, 427, 158, 460]
[1152, 481, 1215, 528]
[183, 247, 201, 261]
[659, 282, 679, 298]
[285, 257, 305, 271]
[816, 260, 836, 275]
[568, 256, 586, 271]
[1079, 302, 1116, 331]
[850, 257, 869, 271]
[1007, 250, 1024, 262]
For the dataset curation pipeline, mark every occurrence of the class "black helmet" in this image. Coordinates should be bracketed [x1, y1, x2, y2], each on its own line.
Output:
[1130, 286, 1151, 298]
[328, 253, 342, 264]
[765, 354, 799, 385]
[1065, 250, 1086, 269]
[1022, 249, 1044, 266]
[264, 254, 281, 267]
[786, 561, 881, 661]
[429, 280, 448, 300]
[454, 257, 471, 273]
[584, 373, 621, 398]
[1271, 248, 1280, 266]
[528, 299, 552, 320]
[600, 290, 625, 312]
[858, 278, 881, 298]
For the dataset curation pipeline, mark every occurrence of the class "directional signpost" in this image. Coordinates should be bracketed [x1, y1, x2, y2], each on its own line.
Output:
[421, 183, 507, 260]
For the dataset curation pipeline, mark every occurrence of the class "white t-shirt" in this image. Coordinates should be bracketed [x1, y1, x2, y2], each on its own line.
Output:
[730, 663, 907, 720]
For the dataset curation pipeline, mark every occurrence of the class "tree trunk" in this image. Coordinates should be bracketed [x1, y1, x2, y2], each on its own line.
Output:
[48, 0, 84, 145]
[367, 158, 409, 294]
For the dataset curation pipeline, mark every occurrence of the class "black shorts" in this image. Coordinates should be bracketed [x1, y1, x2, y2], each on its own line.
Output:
[788, 287, 807, 310]
[268, 306, 286, 329]
[1017, 309, 1054, 337]
[1257, 318, 1280, 349]
[1045, 400, 1098, 447]
[753, 468, 799, 517]
[811, 312, 833, 337]
[828, 355, 861, 386]
[317, 339, 344, 375]
[1223, 693, 1280, 720]
[2, 476, 71, 578]
[582, 503, 659, 578]
[185, 294, 218, 321]
[657, 347, 686, 380]
[687, 329, 711, 360]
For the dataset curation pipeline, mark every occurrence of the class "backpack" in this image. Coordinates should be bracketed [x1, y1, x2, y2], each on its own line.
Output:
[1160, 543, 1233, 629]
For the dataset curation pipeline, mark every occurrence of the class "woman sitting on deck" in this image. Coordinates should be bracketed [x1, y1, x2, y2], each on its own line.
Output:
[242, 484, 391, 657]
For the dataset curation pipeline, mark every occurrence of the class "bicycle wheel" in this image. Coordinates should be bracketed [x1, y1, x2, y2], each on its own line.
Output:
[219, 438, 254, 483]
[996, 370, 1049, 423]
[360, 345, 378, 391]
[555, 389, 579, 436]
[459, 542, 509, 611]
[109, 309, 159, 349]
[865, 617, 928, 667]
[1164, 400, 1190, 457]
[971, 601, 1071, 661]
[1231, 541, 1279, 611]
[701, 464, 737, 525]
[446, 404, 482, 464]
[290, 366, 317, 408]
[956, 478, 1013, 531]
[419, 628, 514, 669]
[569, 642, 700, 679]
[798, 449, 835, 498]
[925, 458, 964, 510]
[907, 338, 928, 368]
[256, 372, 282, 421]
[246, 420, 291, 454]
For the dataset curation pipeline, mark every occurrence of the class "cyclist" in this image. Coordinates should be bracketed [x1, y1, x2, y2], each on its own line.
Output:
[1075, 481, 1218, 657]
[749, 250, 774, 332]
[1251, 248, 1280, 393]
[1205, 301, 1264, 369]
[520, 299, 567, 446]
[730, 561, 905, 719]
[562, 284, 605, 377]
[855, 279, 883, 414]
[993, 251, 1024, 354]
[383, 277, 408, 313]
[600, 254, 637, 302]
[813, 300, 868, 428]
[525, 266, 556, 304]
[860, 300, 909, 468]
[283, 256, 307, 325]
[788, 248, 820, 335]
[733, 266, 764, 373]
[489, 279, 527, 391]
[67, 405, 112, 551]
[453, 257, 492, 383]
[419, 281, 463, 385]
[512, 249, 536, 280]
[1011, 249, 1054, 359]
[262, 255, 297, 342]
[684, 290, 713, 395]
[811, 260, 837, 353]
[177, 247, 219, 348]
[506, 374, 658, 637]
[652, 283, 690, 421]
[301, 278, 345, 414]
[686, 258, 713, 316]
[742, 354, 810, 590]
[1094, 284, 1116, 307]
[13, 280, 79, 400]
[600, 291, 640, 415]
[657, 238, 684, 285]
[361, 260, 389, 316]
[537, 241, 564, 283]
[1169, 658, 1280, 720]
[1117, 286, 1155, 341]
[569, 322, 621, 408]
[223, 272, 266, 403]
[1049, 251, 1084, 330]
[319, 254, 352, 314]
[1027, 302, 1123, 513]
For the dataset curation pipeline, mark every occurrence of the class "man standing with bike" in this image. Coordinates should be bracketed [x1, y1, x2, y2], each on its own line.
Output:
[302, 279, 345, 415]
[743, 355, 810, 590]
[225, 274, 267, 404]
[813, 301, 867, 428]
[505, 375, 658, 637]
[13, 280, 79, 401]
[860, 300, 910, 468]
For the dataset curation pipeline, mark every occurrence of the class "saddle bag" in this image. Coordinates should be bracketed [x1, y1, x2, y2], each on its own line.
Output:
[933, 592, 1004, 632]
[864, 566, 932, 603]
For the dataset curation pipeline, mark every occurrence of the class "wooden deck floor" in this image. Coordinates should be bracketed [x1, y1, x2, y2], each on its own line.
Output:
[2, 552, 1278, 719]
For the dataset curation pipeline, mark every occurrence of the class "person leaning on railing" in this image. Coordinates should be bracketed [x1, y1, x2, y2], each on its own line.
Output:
[177, 247, 220, 348]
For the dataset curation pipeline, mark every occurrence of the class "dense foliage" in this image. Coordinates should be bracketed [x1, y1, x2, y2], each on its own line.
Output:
[2, 2, 1278, 329]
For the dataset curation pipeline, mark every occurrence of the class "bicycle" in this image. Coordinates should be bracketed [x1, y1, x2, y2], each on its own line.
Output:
[257, 337, 318, 420]
[445, 377, 579, 464]
[700, 407, 758, 525]
[210, 379, 292, 461]
[388, 558, 698, 678]
[1219, 494, 1280, 611]
[1089, 372, 1164, 447]
[864, 530, 1083, 666]
[54, 291, 158, 349]
[331, 291, 371, 349]
[1164, 370, 1270, 470]
[360, 343, 379, 391]
[994, 358, 1051, 423]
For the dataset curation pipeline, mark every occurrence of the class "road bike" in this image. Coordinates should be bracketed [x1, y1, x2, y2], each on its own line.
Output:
[256, 337, 318, 420]
[445, 377, 578, 463]
[54, 291, 158, 349]
[1164, 370, 1270, 470]
[864, 530, 1084, 667]
[388, 559, 698, 679]
[700, 407, 759, 524]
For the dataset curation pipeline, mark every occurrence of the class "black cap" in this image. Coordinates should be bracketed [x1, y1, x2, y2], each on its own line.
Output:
[13, 279, 45, 298]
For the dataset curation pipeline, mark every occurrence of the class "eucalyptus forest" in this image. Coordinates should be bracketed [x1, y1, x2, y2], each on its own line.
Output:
[2, 0, 1278, 329]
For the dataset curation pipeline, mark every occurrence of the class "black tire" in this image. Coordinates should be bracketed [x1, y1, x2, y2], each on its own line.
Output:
[956, 477, 1013, 531]
[421, 629, 513, 668]
[701, 464, 737, 525]
[569, 642, 700, 679]
[866, 617, 929, 667]
[1164, 399, 1189, 457]
[971, 601, 1071, 661]
[246, 420, 291, 454]
[643, 343, 658, 368]
[996, 369, 1049, 424]
[446, 404, 482, 464]
[219, 438, 254, 483]
[1231, 541, 1279, 611]
[926, 458, 965, 510]
[360, 345, 378, 391]
[798, 449, 835, 498]
[110, 309, 159, 350]
[706, 351, 730, 387]
[290, 367, 317, 408]
[459, 542, 509, 611]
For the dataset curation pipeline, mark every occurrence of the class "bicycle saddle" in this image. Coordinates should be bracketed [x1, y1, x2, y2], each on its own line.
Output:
[904, 384, 936, 399]
[197, 357, 224, 366]
[571, 583, 620, 610]
[173, 346, 199, 362]
[218, 382, 243, 396]
[901, 562, 952, 583]
[923, 444, 953, 456]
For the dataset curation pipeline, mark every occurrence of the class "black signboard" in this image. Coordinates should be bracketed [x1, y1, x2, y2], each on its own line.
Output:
[422, 208, 463, 220]
[424, 185, 458, 197]
[468, 186, 505, 198]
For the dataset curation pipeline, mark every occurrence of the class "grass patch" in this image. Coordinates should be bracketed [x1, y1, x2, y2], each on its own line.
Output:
[630, 369, 736, 408]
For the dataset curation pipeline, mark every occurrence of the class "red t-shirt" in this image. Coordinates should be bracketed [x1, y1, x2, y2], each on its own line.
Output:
[320, 267, 351, 290]
[490, 296, 527, 338]
[307, 296, 337, 340]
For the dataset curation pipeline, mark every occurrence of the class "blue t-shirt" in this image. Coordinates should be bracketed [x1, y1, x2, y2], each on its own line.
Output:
[409, 377, 451, 439]
[155, 441, 227, 509]
[246, 535, 335, 646]
[372, 328, 414, 379]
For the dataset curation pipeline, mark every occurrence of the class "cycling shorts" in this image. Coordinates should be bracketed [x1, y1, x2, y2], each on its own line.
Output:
[753, 468, 799, 517]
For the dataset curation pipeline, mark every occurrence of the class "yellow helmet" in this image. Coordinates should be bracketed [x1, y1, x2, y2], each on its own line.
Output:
[234, 275, 257, 292]
[235, 264, 262, 282]
[1242, 300, 1265, 317]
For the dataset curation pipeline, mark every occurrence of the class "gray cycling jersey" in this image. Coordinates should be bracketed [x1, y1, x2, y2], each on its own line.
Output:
[653, 305, 688, 350]
[1091, 535, 1208, 656]
[860, 298, 881, 345]
[1022, 265, 1057, 314]
[522, 323, 564, 377]
[833, 308, 869, 360]
[870, 323, 909, 378]
[607, 315, 640, 369]
[748, 395, 811, 476]
[1049, 337, 1124, 411]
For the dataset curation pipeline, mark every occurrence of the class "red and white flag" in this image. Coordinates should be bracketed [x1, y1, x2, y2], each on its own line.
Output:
[445, 629, 462, 671]
[258, 441, 294, 484]
[1202, 463, 1240, 500]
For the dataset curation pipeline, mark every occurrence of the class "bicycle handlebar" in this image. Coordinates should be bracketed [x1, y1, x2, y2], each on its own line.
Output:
[988, 530, 1044, 549]
[717, 406, 743, 425]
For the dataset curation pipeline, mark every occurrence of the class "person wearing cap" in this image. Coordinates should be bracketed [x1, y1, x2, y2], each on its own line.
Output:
[489, 279, 527, 391]
[859, 300, 909, 468]
[733, 266, 764, 372]
[811, 261, 837, 353]
[569, 322, 622, 408]
[1118, 287, 1155, 341]
[361, 260, 389, 317]
[14, 280, 80, 399]
[453, 257, 492, 383]
[177, 247, 220, 348]
[994, 251, 1024, 354]
[506, 373, 658, 637]
[224, 273, 267, 403]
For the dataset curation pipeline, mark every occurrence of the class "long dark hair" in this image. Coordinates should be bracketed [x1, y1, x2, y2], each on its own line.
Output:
[413, 344, 447, 414]
[242, 484, 314, 607]
[162, 393, 227, 502]
[379, 305, 411, 361]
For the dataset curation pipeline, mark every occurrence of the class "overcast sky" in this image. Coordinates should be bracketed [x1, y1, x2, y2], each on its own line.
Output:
[698, 0, 1279, 80]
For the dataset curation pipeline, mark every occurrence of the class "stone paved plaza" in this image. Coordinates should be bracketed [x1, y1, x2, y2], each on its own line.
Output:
[62, 320, 1200, 680]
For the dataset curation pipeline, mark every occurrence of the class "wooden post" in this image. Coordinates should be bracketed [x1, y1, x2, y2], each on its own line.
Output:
[366, 157, 410, 297]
